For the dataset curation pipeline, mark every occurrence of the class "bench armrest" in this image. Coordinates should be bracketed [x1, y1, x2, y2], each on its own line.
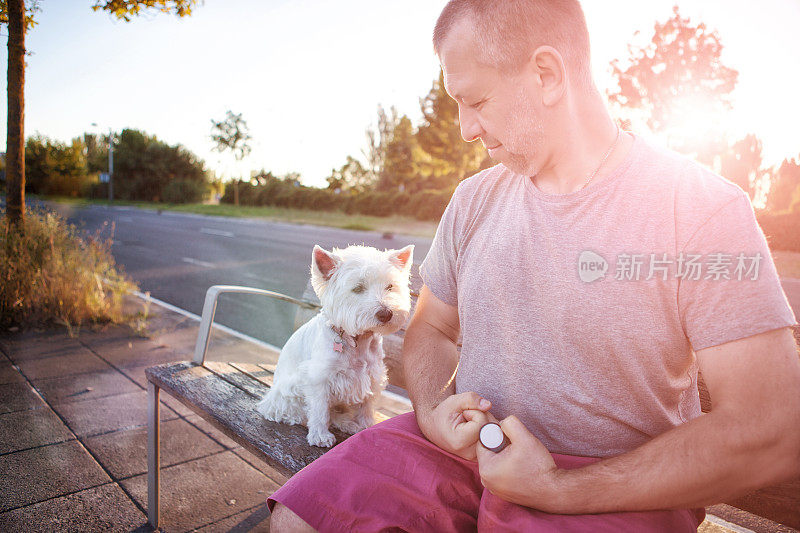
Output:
[194, 285, 320, 364]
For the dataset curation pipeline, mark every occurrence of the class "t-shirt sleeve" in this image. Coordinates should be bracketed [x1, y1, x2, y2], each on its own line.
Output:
[418, 190, 461, 307]
[677, 191, 798, 352]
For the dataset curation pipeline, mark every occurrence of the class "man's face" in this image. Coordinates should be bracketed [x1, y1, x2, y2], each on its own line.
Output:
[439, 18, 546, 176]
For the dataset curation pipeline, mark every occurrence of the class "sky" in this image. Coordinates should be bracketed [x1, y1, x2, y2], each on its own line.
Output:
[1, 0, 799, 188]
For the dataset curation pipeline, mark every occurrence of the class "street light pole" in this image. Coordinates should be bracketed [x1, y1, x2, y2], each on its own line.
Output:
[108, 128, 114, 202]
[92, 122, 114, 202]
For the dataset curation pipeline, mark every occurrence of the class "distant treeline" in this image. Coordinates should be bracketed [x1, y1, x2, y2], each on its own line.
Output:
[221, 172, 455, 222]
[17, 129, 214, 204]
[755, 210, 800, 254]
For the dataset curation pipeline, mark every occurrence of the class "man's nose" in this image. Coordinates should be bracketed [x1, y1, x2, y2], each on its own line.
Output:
[458, 105, 482, 143]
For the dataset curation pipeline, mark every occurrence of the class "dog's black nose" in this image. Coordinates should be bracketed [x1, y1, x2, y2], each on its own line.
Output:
[376, 308, 393, 323]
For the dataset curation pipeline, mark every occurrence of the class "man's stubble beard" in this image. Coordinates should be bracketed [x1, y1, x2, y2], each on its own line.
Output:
[499, 90, 546, 177]
[501, 117, 545, 177]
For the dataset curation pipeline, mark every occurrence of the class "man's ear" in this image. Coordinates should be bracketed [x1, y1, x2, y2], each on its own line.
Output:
[388, 244, 414, 271]
[311, 245, 341, 281]
[531, 45, 566, 107]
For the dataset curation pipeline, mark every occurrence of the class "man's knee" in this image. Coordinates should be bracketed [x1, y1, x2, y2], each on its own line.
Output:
[270, 502, 316, 532]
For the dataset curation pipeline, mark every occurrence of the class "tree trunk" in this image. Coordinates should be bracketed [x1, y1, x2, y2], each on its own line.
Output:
[6, 0, 26, 228]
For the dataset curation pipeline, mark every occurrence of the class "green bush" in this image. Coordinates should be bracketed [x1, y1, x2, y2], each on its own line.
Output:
[25, 135, 92, 197]
[220, 178, 453, 221]
[0, 206, 138, 331]
[163, 179, 206, 204]
[221, 180, 262, 206]
[406, 189, 452, 220]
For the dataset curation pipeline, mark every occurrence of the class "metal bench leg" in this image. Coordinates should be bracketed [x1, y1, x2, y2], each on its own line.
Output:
[147, 381, 161, 529]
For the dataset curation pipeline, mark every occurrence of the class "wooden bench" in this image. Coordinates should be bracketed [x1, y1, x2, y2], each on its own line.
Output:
[145, 285, 800, 530]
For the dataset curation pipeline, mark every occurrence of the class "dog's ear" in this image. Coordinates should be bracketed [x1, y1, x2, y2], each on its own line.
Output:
[311, 245, 341, 281]
[388, 244, 414, 271]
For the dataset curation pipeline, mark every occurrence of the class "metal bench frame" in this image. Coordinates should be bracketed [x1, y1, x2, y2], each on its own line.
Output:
[147, 285, 320, 529]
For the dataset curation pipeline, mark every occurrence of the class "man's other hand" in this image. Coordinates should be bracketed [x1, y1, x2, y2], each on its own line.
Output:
[419, 391, 493, 461]
[476, 415, 563, 512]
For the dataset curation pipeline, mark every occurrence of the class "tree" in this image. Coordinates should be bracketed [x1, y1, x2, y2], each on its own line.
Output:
[91, 0, 199, 22]
[765, 158, 800, 214]
[717, 134, 764, 201]
[110, 128, 207, 201]
[210, 110, 252, 206]
[607, 5, 738, 164]
[415, 70, 487, 190]
[379, 115, 421, 193]
[2, 0, 33, 228]
[363, 105, 399, 185]
[1, 0, 198, 231]
[326, 156, 371, 193]
[25, 135, 91, 197]
[0, 0, 40, 29]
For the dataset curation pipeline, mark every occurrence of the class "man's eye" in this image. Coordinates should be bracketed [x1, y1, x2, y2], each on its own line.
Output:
[352, 285, 365, 294]
[386, 284, 393, 291]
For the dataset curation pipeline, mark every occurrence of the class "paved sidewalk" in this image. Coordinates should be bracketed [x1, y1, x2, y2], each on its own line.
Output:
[0, 293, 793, 532]
[0, 295, 285, 532]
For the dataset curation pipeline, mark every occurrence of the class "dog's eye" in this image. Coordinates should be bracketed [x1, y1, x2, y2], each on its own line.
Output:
[386, 284, 393, 291]
[352, 284, 365, 294]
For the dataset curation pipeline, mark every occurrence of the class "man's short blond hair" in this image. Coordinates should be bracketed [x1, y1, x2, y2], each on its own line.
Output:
[433, 0, 593, 90]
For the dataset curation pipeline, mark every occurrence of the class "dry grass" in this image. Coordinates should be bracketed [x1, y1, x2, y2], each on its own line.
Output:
[1, 206, 138, 334]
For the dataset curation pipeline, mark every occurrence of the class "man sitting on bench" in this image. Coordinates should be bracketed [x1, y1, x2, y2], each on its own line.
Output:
[268, 1, 800, 530]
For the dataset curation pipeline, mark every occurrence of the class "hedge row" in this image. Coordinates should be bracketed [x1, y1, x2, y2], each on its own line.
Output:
[756, 209, 800, 253]
[221, 181, 455, 221]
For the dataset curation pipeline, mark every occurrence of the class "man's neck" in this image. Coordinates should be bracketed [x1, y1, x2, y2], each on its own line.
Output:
[531, 97, 633, 196]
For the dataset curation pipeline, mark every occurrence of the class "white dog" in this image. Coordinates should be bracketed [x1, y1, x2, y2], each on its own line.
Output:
[256, 244, 414, 447]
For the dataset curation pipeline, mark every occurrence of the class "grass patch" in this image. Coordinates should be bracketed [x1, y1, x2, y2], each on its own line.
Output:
[1, 205, 138, 334]
[39, 195, 439, 239]
[342, 223, 374, 231]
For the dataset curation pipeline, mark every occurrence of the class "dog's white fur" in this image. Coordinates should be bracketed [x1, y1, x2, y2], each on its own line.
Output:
[256, 244, 414, 447]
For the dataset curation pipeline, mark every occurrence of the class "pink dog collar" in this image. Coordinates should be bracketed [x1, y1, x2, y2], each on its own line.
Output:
[330, 325, 357, 350]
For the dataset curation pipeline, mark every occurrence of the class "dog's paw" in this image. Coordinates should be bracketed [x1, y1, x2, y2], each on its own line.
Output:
[306, 428, 336, 448]
[255, 397, 280, 421]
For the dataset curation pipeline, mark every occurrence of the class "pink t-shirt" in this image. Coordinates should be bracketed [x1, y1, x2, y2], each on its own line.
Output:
[419, 133, 797, 457]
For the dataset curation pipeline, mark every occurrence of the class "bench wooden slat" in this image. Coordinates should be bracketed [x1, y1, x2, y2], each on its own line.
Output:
[726, 480, 800, 530]
[230, 362, 275, 389]
[202, 361, 267, 399]
[377, 408, 396, 418]
[257, 362, 277, 373]
[146, 361, 347, 477]
[225, 362, 275, 390]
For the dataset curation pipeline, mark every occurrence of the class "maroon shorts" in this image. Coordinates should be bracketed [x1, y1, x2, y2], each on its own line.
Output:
[267, 412, 705, 532]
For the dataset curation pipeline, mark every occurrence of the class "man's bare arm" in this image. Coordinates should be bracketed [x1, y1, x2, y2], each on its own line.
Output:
[403, 285, 492, 460]
[478, 326, 800, 513]
[403, 285, 460, 415]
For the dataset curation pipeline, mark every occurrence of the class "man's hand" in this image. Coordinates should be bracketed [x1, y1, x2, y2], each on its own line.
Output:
[476, 415, 564, 512]
[418, 391, 493, 461]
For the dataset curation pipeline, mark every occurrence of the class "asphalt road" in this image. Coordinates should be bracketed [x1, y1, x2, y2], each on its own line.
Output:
[39, 201, 432, 349]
